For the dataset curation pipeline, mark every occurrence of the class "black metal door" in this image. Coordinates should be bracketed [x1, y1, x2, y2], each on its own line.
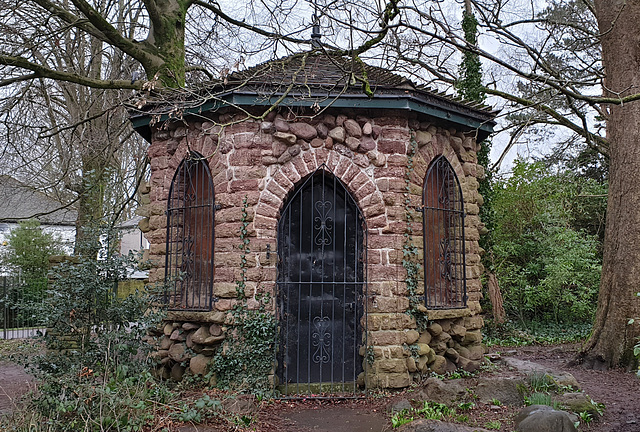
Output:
[277, 166, 365, 394]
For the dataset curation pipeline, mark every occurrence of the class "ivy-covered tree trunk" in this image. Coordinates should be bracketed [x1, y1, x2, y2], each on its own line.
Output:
[580, 0, 640, 369]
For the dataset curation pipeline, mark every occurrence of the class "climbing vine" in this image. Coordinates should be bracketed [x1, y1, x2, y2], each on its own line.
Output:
[403, 133, 429, 331]
[211, 196, 277, 396]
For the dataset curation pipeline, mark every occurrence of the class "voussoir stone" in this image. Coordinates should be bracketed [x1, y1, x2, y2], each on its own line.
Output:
[514, 405, 577, 432]
[289, 122, 317, 140]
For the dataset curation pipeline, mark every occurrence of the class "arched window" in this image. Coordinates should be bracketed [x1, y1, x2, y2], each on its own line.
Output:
[165, 151, 215, 311]
[422, 156, 467, 309]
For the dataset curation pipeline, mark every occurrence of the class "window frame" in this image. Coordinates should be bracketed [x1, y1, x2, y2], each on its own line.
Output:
[422, 155, 467, 309]
[164, 151, 216, 311]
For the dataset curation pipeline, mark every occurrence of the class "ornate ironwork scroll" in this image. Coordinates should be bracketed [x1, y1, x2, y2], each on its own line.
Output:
[276, 165, 367, 397]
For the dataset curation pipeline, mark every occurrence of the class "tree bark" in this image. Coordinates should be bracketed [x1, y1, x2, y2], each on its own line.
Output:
[580, 0, 640, 369]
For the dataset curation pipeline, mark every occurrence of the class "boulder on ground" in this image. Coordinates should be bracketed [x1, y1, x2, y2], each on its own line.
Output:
[475, 377, 526, 406]
[413, 377, 466, 405]
[514, 405, 577, 432]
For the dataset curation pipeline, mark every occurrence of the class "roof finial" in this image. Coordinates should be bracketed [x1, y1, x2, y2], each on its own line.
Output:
[310, 2, 322, 48]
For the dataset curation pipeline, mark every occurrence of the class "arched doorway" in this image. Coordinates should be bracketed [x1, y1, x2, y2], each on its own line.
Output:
[276, 165, 366, 394]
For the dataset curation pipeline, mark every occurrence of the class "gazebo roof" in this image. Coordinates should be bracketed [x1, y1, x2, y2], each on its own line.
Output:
[130, 52, 497, 142]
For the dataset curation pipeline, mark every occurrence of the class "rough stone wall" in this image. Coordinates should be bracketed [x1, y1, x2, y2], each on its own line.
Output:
[140, 108, 487, 387]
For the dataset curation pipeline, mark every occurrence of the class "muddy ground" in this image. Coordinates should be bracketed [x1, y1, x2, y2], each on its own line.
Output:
[1, 343, 639, 431]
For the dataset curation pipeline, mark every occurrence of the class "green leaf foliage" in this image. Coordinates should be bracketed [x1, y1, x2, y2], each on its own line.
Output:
[2, 219, 63, 279]
[492, 159, 604, 323]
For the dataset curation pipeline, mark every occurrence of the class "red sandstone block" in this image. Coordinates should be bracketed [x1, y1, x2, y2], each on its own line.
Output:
[150, 156, 169, 171]
[367, 250, 382, 265]
[266, 180, 287, 200]
[342, 163, 360, 184]
[259, 189, 283, 210]
[273, 169, 295, 190]
[229, 179, 259, 193]
[382, 221, 406, 234]
[228, 150, 261, 166]
[363, 201, 386, 218]
[368, 214, 388, 229]
[386, 154, 409, 166]
[255, 203, 279, 219]
[225, 121, 260, 134]
[385, 179, 406, 193]
[292, 156, 310, 178]
[302, 151, 318, 171]
[374, 116, 409, 127]
[280, 163, 301, 185]
[326, 151, 341, 171]
[354, 182, 376, 201]
[377, 139, 406, 154]
[349, 171, 370, 193]
[315, 148, 330, 164]
[214, 268, 235, 283]
[253, 215, 278, 231]
[214, 237, 240, 252]
[374, 166, 406, 179]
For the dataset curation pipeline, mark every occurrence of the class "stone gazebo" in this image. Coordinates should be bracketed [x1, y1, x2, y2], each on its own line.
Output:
[131, 52, 496, 391]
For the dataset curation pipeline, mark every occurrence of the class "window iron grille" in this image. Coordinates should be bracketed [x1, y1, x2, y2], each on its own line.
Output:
[165, 151, 215, 311]
[422, 156, 467, 309]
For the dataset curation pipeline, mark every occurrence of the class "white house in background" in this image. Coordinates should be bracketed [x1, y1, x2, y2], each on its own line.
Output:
[0, 175, 77, 258]
[118, 215, 150, 279]
[0, 176, 149, 276]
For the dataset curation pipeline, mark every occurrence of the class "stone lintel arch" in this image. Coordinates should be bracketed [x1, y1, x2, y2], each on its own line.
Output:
[412, 139, 466, 194]
[254, 150, 387, 238]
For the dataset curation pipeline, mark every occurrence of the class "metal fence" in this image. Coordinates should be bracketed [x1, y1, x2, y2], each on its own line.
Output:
[1, 275, 47, 339]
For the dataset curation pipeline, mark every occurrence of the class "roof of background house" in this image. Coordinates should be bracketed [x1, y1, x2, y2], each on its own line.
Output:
[0, 176, 77, 226]
[130, 51, 497, 142]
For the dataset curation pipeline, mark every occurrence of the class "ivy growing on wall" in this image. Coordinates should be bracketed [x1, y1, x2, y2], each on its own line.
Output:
[211, 196, 276, 396]
[403, 133, 428, 331]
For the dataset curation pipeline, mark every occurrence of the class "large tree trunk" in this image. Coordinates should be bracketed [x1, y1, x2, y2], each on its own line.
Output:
[580, 0, 640, 370]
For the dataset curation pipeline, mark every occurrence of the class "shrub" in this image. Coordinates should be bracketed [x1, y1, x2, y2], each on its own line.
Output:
[491, 160, 603, 324]
[1, 231, 168, 432]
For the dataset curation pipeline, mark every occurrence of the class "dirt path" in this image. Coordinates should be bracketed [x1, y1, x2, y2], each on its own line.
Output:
[1, 343, 639, 431]
[508, 344, 640, 432]
[0, 362, 33, 415]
